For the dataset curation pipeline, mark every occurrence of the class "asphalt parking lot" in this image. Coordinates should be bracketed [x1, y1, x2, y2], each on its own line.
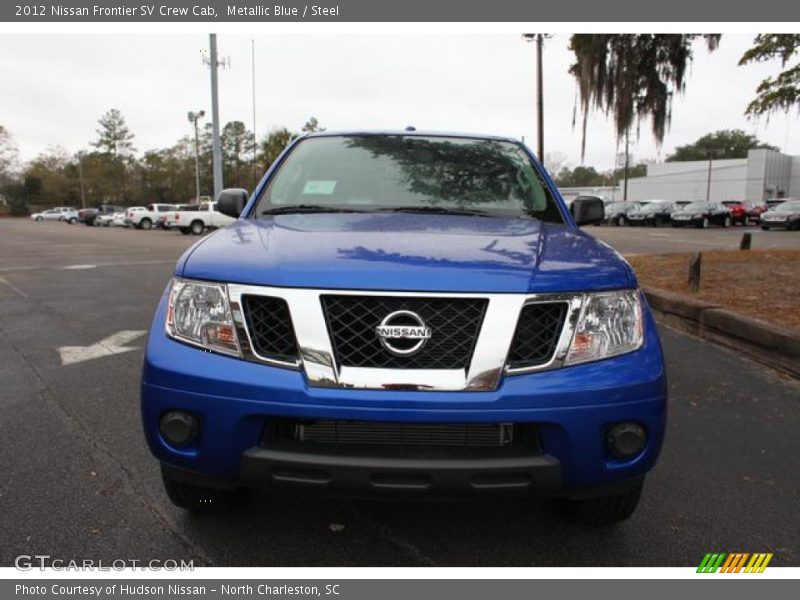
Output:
[0, 218, 798, 567]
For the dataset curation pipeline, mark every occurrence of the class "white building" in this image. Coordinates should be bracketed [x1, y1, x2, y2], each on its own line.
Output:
[560, 149, 800, 203]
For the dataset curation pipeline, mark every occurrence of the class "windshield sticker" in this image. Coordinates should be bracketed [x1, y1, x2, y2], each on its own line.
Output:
[302, 180, 337, 195]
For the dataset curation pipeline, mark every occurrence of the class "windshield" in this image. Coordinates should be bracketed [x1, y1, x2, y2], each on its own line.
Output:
[771, 201, 800, 211]
[684, 202, 710, 212]
[254, 135, 563, 222]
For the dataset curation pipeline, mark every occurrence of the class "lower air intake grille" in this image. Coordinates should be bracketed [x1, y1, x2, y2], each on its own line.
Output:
[506, 302, 568, 369]
[293, 421, 513, 448]
[241, 295, 299, 362]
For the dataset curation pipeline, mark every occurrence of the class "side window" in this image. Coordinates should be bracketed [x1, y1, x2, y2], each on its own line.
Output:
[147, 204, 154, 212]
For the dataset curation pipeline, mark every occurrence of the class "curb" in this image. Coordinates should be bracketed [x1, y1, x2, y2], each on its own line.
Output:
[643, 286, 800, 379]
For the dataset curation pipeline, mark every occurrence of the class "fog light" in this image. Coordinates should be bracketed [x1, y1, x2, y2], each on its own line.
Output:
[606, 422, 646, 459]
[159, 411, 199, 448]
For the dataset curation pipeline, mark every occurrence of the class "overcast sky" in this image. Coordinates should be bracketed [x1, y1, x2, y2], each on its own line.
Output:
[1, 33, 797, 170]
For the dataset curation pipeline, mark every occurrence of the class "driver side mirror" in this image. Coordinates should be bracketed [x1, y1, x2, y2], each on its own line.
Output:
[571, 197, 605, 226]
[217, 188, 249, 219]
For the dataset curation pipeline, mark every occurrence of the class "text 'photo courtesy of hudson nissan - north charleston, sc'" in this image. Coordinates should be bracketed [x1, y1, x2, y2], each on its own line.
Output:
[141, 131, 666, 526]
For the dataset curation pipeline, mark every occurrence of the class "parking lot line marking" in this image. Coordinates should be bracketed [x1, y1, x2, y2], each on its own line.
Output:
[0, 275, 29, 298]
[62, 264, 98, 270]
[58, 330, 147, 366]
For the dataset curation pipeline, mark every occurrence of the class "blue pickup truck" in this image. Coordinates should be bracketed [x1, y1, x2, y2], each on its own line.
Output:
[141, 131, 667, 525]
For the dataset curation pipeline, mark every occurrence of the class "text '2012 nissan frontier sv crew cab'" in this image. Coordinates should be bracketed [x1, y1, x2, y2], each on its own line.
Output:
[141, 131, 667, 525]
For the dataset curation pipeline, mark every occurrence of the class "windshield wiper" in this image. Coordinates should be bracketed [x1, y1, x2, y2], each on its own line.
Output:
[376, 206, 492, 217]
[259, 205, 367, 216]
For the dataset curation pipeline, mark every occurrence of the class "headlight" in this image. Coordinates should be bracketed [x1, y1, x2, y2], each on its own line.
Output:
[566, 290, 643, 365]
[166, 278, 241, 356]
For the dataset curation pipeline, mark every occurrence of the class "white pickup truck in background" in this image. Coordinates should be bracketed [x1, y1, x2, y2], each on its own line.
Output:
[164, 201, 236, 235]
[127, 203, 178, 230]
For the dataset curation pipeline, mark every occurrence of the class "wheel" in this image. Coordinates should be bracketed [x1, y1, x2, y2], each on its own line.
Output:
[761, 225, 770, 231]
[85, 220, 94, 226]
[69, 217, 77, 224]
[179, 227, 191, 235]
[723, 216, 731, 228]
[35, 216, 43, 222]
[140, 218, 152, 230]
[561, 479, 644, 526]
[616, 215, 626, 227]
[161, 467, 246, 513]
[190, 220, 205, 235]
[701, 217, 709, 229]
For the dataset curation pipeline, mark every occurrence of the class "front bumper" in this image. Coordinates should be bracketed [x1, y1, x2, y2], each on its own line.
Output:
[141, 293, 668, 497]
[761, 218, 796, 228]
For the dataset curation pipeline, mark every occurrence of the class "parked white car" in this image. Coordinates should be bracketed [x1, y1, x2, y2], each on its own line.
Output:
[111, 212, 129, 227]
[165, 201, 236, 235]
[95, 213, 117, 227]
[61, 208, 81, 224]
[128, 203, 178, 230]
[31, 207, 75, 222]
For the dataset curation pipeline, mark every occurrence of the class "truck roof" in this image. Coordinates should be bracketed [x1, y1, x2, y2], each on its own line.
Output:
[301, 129, 522, 145]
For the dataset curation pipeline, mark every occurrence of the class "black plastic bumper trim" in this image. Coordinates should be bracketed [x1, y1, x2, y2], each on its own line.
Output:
[239, 446, 562, 498]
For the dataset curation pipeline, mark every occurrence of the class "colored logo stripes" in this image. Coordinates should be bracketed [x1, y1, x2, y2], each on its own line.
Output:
[697, 552, 773, 573]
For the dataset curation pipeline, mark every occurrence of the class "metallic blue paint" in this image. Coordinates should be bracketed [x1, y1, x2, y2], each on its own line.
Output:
[179, 215, 633, 293]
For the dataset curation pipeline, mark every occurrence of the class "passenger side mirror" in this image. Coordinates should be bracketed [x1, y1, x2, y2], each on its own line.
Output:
[571, 197, 605, 226]
[217, 188, 249, 219]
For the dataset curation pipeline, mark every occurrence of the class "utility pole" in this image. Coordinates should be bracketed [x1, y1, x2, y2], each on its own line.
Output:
[535, 33, 544, 162]
[206, 34, 224, 200]
[76, 151, 86, 208]
[251, 38, 258, 190]
[522, 34, 550, 162]
[187, 111, 205, 203]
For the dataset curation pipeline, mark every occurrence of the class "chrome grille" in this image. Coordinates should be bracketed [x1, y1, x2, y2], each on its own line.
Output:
[321, 295, 487, 369]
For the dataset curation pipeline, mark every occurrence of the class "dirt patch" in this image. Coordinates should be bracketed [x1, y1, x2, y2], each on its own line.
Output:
[628, 249, 800, 330]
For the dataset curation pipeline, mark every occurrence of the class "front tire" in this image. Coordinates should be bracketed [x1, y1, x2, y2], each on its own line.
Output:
[35, 216, 43, 222]
[723, 216, 732, 228]
[140, 218, 152, 231]
[701, 217, 709, 229]
[161, 468, 246, 513]
[761, 225, 770, 231]
[562, 480, 644, 526]
[68, 217, 77, 224]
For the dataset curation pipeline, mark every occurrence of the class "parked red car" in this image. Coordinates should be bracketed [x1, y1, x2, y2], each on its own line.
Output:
[721, 201, 748, 226]
[744, 200, 769, 224]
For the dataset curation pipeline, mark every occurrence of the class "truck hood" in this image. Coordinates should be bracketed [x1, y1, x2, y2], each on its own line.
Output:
[179, 213, 633, 293]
